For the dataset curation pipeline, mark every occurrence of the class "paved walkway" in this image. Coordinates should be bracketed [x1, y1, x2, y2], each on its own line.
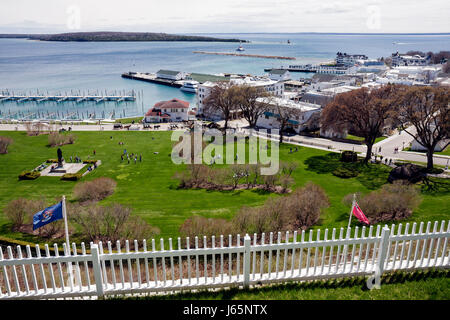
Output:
[1, 121, 448, 167]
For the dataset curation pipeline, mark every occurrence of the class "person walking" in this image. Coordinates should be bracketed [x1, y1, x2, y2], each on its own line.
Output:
[139, 154, 142, 162]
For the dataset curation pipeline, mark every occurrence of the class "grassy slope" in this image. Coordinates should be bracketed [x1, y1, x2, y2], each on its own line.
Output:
[0, 131, 448, 244]
[115, 270, 450, 300]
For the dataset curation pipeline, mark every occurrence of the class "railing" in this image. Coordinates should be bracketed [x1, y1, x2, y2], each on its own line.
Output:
[0, 220, 449, 299]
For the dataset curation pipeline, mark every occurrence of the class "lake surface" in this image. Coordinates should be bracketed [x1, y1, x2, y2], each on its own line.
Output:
[0, 33, 449, 119]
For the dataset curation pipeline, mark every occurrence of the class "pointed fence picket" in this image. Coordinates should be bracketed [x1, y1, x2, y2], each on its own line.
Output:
[0, 220, 449, 299]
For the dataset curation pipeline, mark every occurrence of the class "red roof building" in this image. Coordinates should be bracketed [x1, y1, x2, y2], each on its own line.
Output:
[144, 98, 190, 123]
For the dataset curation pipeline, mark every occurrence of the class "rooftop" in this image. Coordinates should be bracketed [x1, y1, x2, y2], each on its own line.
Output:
[256, 97, 321, 112]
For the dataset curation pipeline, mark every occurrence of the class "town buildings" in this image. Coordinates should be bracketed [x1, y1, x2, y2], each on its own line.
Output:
[391, 52, 431, 66]
[255, 97, 321, 133]
[143, 98, 190, 123]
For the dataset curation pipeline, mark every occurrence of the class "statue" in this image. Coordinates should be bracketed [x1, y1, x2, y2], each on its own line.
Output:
[57, 148, 63, 167]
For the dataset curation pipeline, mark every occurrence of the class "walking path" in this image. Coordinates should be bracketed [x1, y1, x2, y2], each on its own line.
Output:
[1, 121, 448, 168]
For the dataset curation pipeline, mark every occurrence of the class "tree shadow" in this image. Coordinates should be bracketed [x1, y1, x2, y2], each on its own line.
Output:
[420, 177, 450, 195]
[304, 153, 390, 190]
[304, 153, 341, 174]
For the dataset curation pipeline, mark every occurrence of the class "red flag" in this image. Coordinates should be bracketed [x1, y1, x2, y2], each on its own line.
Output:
[352, 202, 370, 225]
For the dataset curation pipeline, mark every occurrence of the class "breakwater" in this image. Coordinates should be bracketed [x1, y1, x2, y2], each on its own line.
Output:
[193, 51, 296, 60]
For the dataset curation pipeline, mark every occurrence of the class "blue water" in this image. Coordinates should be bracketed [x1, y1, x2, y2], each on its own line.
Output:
[0, 33, 449, 119]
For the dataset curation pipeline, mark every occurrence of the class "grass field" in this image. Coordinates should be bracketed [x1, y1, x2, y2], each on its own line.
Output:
[0, 130, 448, 244]
[113, 269, 450, 300]
[345, 134, 386, 144]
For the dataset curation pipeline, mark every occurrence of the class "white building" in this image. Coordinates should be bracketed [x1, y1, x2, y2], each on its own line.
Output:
[156, 70, 187, 81]
[143, 98, 189, 123]
[336, 52, 368, 67]
[391, 53, 430, 66]
[197, 77, 284, 117]
[268, 69, 292, 81]
[317, 65, 348, 75]
[256, 97, 321, 133]
[377, 65, 442, 85]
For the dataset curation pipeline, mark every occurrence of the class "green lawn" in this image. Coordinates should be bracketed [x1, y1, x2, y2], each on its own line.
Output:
[436, 146, 450, 157]
[113, 269, 450, 300]
[0, 131, 448, 245]
[345, 134, 386, 144]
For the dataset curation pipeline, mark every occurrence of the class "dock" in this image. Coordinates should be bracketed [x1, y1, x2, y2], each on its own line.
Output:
[193, 51, 296, 60]
[0, 92, 136, 103]
[121, 72, 183, 87]
[264, 65, 318, 73]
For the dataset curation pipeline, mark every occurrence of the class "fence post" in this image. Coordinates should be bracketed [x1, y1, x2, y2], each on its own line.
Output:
[90, 244, 104, 298]
[243, 234, 251, 289]
[367, 226, 390, 290]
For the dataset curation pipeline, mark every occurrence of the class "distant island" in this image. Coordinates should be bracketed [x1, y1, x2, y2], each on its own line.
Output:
[0, 32, 248, 43]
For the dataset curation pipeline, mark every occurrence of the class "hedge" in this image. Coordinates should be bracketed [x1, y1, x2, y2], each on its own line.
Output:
[18, 171, 40, 180]
[61, 173, 82, 181]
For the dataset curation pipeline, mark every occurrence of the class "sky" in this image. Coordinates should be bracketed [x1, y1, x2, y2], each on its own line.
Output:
[0, 0, 449, 34]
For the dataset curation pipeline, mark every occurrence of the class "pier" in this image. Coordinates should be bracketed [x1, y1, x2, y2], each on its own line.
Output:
[121, 72, 183, 87]
[193, 51, 296, 60]
[264, 65, 318, 72]
[0, 91, 136, 104]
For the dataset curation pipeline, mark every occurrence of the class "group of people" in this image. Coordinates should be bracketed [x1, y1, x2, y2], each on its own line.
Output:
[289, 147, 299, 153]
[70, 155, 82, 163]
[121, 149, 142, 164]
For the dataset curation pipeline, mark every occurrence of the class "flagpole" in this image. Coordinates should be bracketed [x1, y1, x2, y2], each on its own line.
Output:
[62, 195, 74, 286]
[347, 193, 356, 229]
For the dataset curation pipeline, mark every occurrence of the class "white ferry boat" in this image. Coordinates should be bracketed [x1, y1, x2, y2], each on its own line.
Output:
[180, 81, 199, 93]
[236, 45, 245, 52]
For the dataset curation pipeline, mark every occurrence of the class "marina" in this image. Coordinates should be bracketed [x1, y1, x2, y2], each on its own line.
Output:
[0, 92, 136, 104]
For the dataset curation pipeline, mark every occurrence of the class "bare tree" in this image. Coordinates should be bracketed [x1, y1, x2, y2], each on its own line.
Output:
[203, 83, 239, 131]
[321, 85, 397, 163]
[268, 98, 302, 143]
[237, 85, 270, 128]
[396, 86, 450, 170]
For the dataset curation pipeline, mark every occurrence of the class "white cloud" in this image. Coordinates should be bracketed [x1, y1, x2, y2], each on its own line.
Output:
[0, 0, 449, 33]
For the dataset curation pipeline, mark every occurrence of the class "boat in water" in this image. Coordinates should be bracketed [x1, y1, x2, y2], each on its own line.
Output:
[236, 45, 245, 52]
[180, 81, 199, 93]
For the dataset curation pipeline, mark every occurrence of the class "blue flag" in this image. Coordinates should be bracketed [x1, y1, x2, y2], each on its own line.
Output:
[33, 201, 63, 231]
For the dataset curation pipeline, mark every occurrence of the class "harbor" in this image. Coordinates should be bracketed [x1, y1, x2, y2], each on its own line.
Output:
[193, 51, 296, 60]
[0, 90, 136, 103]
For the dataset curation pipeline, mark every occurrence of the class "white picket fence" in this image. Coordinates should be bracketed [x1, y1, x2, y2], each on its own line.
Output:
[0, 220, 449, 299]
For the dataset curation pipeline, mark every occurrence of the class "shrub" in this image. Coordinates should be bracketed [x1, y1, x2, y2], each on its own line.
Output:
[179, 216, 233, 240]
[3, 198, 46, 231]
[73, 177, 117, 202]
[341, 151, 357, 163]
[70, 203, 159, 244]
[285, 182, 329, 230]
[18, 171, 40, 180]
[48, 132, 76, 147]
[279, 174, 295, 193]
[83, 160, 98, 164]
[332, 167, 359, 178]
[232, 182, 329, 234]
[46, 159, 59, 163]
[0, 136, 13, 154]
[343, 181, 421, 224]
[61, 173, 82, 181]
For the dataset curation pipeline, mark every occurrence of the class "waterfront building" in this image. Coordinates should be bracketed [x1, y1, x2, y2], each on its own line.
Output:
[268, 69, 292, 81]
[317, 65, 348, 75]
[143, 98, 189, 123]
[391, 52, 431, 66]
[255, 97, 321, 133]
[197, 77, 284, 117]
[336, 52, 368, 67]
[376, 65, 442, 85]
[156, 70, 188, 81]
